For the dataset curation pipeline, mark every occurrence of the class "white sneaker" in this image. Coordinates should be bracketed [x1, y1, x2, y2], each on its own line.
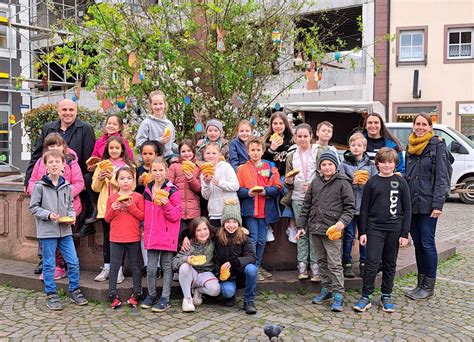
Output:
[182, 298, 195, 312]
[286, 227, 297, 244]
[94, 268, 109, 282]
[193, 290, 203, 306]
[266, 227, 275, 242]
[117, 269, 125, 284]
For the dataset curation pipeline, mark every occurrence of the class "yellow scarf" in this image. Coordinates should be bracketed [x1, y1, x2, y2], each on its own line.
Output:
[408, 131, 434, 155]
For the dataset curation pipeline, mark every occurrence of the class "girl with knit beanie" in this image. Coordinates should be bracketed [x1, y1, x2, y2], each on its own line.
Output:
[214, 200, 258, 315]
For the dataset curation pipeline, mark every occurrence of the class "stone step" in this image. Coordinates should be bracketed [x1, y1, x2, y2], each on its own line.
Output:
[0, 242, 456, 302]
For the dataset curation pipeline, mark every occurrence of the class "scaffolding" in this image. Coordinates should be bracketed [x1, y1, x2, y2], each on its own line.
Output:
[0, 0, 83, 172]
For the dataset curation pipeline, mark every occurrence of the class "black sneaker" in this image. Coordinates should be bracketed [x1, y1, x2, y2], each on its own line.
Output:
[140, 295, 156, 309]
[84, 207, 98, 225]
[223, 296, 236, 307]
[74, 224, 96, 238]
[244, 301, 257, 315]
[343, 263, 355, 278]
[46, 293, 63, 311]
[34, 259, 43, 275]
[151, 297, 171, 312]
[70, 289, 88, 306]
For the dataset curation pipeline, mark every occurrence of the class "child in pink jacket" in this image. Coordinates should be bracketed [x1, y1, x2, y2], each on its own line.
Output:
[141, 157, 182, 312]
[27, 132, 85, 280]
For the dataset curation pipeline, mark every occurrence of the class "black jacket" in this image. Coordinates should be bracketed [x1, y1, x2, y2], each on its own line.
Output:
[25, 119, 96, 185]
[405, 136, 450, 214]
[214, 232, 256, 281]
[296, 171, 355, 235]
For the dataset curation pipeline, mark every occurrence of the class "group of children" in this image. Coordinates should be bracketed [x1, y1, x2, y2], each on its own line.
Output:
[29, 89, 412, 314]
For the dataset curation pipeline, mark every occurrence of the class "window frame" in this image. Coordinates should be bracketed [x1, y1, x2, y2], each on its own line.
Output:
[444, 24, 474, 64]
[0, 3, 16, 59]
[392, 101, 442, 124]
[396, 26, 428, 66]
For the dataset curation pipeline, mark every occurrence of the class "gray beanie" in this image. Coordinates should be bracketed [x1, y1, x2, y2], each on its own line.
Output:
[206, 119, 224, 135]
[318, 151, 339, 167]
[220, 199, 242, 226]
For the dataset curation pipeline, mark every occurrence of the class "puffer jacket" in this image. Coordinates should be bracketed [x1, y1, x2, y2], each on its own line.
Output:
[296, 171, 355, 235]
[213, 231, 256, 281]
[229, 137, 249, 172]
[29, 176, 75, 239]
[405, 136, 450, 214]
[172, 239, 215, 273]
[338, 151, 378, 214]
[143, 180, 182, 252]
[27, 148, 84, 216]
[168, 158, 201, 219]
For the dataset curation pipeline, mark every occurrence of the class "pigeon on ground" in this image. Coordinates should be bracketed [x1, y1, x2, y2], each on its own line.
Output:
[263, 323, 285, 340]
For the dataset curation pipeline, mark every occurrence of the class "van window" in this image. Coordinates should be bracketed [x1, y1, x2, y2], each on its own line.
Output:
[389, 127, 411, 148]
[434, 129, 455, 150]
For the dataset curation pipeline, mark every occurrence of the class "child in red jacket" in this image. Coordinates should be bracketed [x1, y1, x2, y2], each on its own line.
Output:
[237, 137, 282, 282]
[105, 167, 144, 309]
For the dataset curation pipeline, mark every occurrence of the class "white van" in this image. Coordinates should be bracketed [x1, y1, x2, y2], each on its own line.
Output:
[386, 123, 474, 204]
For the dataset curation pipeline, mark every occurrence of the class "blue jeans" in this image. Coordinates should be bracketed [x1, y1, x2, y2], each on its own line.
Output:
[41, 235, 80, 294]
[343, 216, 366, 264]
[220, 264, 257, 303]
[245, 217, 267, 267]
[410, 214, 438, 278]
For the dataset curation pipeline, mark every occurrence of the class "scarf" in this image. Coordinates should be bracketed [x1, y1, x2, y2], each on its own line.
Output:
[407, 131, 434, 155]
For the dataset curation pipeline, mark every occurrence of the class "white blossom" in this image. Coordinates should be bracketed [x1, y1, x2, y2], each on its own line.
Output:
[186, 80, 193, 87]
[193, 77, 200, 84]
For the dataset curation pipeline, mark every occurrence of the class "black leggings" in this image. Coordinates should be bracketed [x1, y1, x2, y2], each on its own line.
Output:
[362, 229, 400, 296]
[101, 219, 110, 264]
[109, 241, 142, 296]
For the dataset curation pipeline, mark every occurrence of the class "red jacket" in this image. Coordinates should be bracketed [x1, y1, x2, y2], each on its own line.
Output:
[168, 158, 201, 219]
[105, 192, 144, 243]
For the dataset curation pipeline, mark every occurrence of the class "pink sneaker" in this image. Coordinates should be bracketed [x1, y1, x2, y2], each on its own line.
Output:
[54, 267, 67, 280]
[39, 272, 43, 281]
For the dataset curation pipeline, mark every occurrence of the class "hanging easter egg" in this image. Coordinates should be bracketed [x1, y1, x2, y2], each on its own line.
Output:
[15, 83, 21, 91]
[195, 122, 204, 134]
[139, 71, 144, 81]
[9, 114, 16, 125]
[184, 96, 191, 105]
[112, 70, 118, 83]
[128, 51, 137, 68]
[247, 67, 253, 79]
[101, 99, 112, 111]
[272, 29, 281, 44]
[274, 102, 281, 110]
[295, 51, 303, 66]
[124, 76, 130, 92]
[317, 70, 323, 81]
[132, 71, 141, 85]
[216, 26, 226, 52]
[335, 51, 341, 62]
[117, 96, 126, 109]
[250, 116, 257, 126]
[72, 95, 77, 102]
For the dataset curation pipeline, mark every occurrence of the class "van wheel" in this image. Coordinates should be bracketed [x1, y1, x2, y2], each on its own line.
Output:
[459, 177, 474, 204]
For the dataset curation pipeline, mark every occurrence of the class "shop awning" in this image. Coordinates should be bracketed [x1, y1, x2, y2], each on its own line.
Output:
[282, 101, 384, 114]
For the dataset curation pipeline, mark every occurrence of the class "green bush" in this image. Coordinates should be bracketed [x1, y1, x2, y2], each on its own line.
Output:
[23, 103, 106, 151]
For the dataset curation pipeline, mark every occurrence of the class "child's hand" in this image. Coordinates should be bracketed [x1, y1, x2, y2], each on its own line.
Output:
[49, 213, 60, 221]
[184, 171, 193, 181]
[111, 201, 122, 211]
[211, 177, 219, 186]
[359, 234, 367, 246]
[138, 174, 144, 185]
[270, 137, 283, 150]
[399, 237, 409, 247]
[203, 175, 212, 183]
[334, 221, 344, 231]
[159, 197, 169, 206]
[295, 229, 305, 240]
[122, 198, 133, 208]
[221, 261, 231, 270]
[285, 176, 294, 185]
[181, 237, 191, 251]
[241, 227, 250, 235]
[248, 188, 257, 197]
[160, 135, 171, 145]
[303, 183, 309, 192]
[87, 164, 97, 172]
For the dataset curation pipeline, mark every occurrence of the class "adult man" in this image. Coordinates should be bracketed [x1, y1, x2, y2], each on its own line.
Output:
[25, 99, 97, 238]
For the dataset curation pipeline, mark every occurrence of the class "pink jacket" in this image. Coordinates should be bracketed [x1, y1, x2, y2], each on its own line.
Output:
[91, 132, 135, 160]
[143, 180, 182, 252]
[27, 148, 84, 216]
[168, 159, 201, 220]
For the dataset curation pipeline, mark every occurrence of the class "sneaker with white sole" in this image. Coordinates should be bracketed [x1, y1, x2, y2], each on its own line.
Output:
[117, 269, 125, 284]
[54, 267, 67, 280]
[286, 227, 297, 244]
[353, 296, 371, 312]
[193, 290, 203, 306]
[94, 268, 109, 282]
[381, 294, 395, 313]
[182, 298, 195, 312]
[310, 264, 320, 282]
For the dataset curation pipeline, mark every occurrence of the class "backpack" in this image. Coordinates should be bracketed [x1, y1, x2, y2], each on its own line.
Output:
[429, 139, 454, 198]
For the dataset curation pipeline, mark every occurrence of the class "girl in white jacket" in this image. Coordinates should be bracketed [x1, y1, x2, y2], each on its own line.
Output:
[201, 142, 239, 228]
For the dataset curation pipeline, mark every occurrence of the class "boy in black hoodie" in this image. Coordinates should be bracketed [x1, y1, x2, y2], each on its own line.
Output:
[353, 147, 411, 313]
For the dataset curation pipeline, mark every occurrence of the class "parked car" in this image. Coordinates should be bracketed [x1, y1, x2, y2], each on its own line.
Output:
[386, 123, 474, 204]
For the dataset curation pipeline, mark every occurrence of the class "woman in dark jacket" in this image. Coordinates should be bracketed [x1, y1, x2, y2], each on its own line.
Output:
[405, 113, 450, 300]
[363, 113, 405, 174]
[214, 201, 257, 315]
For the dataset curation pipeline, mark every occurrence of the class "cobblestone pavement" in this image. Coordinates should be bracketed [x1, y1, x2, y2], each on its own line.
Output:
[0, 200, 473, 341]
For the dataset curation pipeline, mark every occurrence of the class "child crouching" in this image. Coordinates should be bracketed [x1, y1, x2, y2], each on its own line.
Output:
[296, 151, 355, 312]
[214, 200, 258, 314]
[29, 150, 88, 310]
